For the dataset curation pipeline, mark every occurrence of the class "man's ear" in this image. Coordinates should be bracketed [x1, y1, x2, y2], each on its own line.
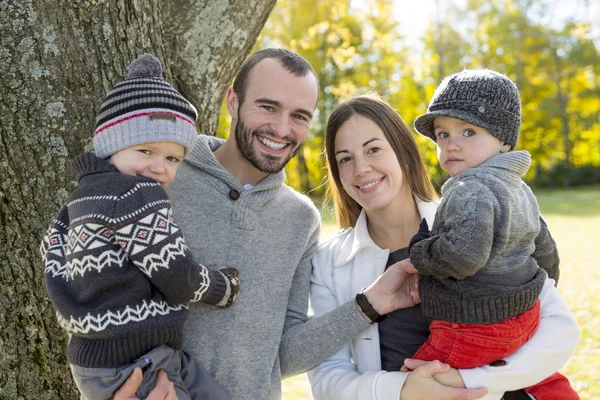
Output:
[226, 87, 239, 118]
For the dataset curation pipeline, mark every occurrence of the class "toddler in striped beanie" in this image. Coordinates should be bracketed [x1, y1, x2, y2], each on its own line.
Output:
[41, 54, 237, 400]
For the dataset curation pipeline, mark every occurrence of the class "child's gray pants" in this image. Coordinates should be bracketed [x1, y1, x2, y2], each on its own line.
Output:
[70, 344, 230, 400]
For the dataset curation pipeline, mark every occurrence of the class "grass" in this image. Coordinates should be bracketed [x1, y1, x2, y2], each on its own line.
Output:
[282, 185, 600, 399]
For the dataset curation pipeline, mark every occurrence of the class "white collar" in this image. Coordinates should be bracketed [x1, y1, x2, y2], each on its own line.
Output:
[333, 195, 439, 267]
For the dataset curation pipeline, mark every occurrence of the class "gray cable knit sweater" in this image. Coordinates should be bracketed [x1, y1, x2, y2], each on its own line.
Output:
[167, 135, 371, 400]
[410, 151, 559, 324]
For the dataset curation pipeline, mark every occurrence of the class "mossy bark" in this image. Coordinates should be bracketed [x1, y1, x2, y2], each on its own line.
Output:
[162, 0, 276, 135]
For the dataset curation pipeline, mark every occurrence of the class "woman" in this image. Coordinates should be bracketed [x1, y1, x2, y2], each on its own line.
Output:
[308, 96, 580, 400]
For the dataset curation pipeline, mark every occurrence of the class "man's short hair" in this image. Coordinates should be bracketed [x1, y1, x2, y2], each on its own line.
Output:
[232, 48, 319, 106]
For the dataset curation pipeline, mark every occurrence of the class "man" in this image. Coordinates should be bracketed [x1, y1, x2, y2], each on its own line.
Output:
[116, 48, 488, 400]
[168, 48, 405, 399]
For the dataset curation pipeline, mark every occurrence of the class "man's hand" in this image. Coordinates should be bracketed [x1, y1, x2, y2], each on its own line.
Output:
[114, 368, 178, 400]
[364, 258, 420, 315]
[399, 360, 488, 400]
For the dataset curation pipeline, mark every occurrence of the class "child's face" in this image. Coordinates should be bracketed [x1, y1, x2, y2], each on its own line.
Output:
[109, 142, 185, 189]
[434, 116, 510, 177]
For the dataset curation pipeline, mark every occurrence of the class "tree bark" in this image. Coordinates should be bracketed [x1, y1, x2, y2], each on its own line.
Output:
[551, 45, 572, 184]
[0, 1, 274, 398]
[296, 149, 312, 195]
[162, 0, 276, 135]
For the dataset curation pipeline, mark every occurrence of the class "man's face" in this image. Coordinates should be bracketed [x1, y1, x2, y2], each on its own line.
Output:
[229, 58, 319, 174]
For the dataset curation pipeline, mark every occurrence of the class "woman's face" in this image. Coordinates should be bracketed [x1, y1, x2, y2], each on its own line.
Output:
[333, 115, 407, 213]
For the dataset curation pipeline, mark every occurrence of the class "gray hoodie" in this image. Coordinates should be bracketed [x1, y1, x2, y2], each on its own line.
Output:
[168, 135, 370, 400]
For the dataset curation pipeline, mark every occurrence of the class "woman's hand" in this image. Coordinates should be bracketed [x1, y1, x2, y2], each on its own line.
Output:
[403, 358, 466, 388]
[399, 360, 488, 400]
[113, 368, 178, 400]
[364, 258, 420, 315]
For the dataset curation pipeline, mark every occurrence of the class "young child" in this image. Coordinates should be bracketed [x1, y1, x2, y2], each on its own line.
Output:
[40, 54, 239, 400]
[409, 69, 579, 399]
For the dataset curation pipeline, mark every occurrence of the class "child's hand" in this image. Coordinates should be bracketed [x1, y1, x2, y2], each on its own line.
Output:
[218, 267, 240, 308]
[409, 218, 430, 251]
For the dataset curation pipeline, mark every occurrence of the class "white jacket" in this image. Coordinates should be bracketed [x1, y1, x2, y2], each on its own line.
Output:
[308, 198, 580, 400]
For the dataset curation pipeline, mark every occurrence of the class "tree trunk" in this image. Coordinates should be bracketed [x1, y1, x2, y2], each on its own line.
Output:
[296, 149, 312, 195]
[551, 46, 572, 185]
[162, 0, 276, 136]
[595, 75, 600, 150]
[0, 1, 274, 398]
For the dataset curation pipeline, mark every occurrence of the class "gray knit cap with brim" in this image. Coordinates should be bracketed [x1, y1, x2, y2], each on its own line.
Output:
[414, 69, 522, 150]
[93, 53, 198, 159]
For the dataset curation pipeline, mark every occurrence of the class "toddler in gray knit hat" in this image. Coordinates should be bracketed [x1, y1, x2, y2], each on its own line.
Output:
[406, 69, 579, 398]
[41, 54, 239, 400]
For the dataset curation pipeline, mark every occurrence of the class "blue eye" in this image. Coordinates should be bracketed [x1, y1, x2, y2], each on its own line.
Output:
[436, 131, 449, 139]
[292, 113, 308, 122]
[463, 129, 476, 137]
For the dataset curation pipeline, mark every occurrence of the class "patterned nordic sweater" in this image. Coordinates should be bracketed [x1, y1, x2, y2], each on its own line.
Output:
[41, 152, 231, 368]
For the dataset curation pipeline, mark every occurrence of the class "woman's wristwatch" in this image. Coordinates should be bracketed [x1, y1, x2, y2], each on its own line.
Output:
[355, 288, 388, 323]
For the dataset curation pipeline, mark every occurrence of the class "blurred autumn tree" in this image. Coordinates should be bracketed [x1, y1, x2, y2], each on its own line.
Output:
[217, 0, 600, 195]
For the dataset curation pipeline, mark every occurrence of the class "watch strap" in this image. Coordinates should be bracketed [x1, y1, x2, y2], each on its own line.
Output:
[355, 289, 387, 323]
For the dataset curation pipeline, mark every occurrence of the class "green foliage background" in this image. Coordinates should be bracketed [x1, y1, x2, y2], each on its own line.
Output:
[217, 0, 600, 197]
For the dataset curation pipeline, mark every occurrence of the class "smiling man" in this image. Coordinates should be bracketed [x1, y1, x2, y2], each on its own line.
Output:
[164, 49, 358, 400]
[213, 54, 317, 184]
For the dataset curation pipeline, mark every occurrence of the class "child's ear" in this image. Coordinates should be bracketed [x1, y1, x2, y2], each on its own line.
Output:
[499, 142, 511, 153]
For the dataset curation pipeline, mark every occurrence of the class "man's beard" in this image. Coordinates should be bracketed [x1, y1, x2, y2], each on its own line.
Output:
[234, 116, 302, 174]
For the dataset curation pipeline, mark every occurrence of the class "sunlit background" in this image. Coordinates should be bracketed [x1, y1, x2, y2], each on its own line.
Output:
[217, 1, 600, 398]
[218, 0, 600, 200]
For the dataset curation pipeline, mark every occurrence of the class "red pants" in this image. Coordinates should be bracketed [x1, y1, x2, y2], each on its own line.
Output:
[413, 300, 579, 399]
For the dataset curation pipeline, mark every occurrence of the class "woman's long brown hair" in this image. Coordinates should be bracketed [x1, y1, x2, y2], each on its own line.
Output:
[325, 95, 438, 229]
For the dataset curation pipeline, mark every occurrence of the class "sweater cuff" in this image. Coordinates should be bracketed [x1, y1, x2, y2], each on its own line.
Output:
[409, 240, 426, 269]
[459, 366, 508, 399]
[199, 268, 228, 305]
[325, 299, 372, 340]
[374, 371, 407, 400]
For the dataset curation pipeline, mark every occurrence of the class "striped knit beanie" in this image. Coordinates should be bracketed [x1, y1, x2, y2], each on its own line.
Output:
[414, 69, 522, 150]
[93, 53, 198, 159]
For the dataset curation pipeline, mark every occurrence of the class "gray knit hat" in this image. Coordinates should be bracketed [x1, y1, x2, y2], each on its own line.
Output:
[414, 69, 522, 150]
[93, 53, 198, 158]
